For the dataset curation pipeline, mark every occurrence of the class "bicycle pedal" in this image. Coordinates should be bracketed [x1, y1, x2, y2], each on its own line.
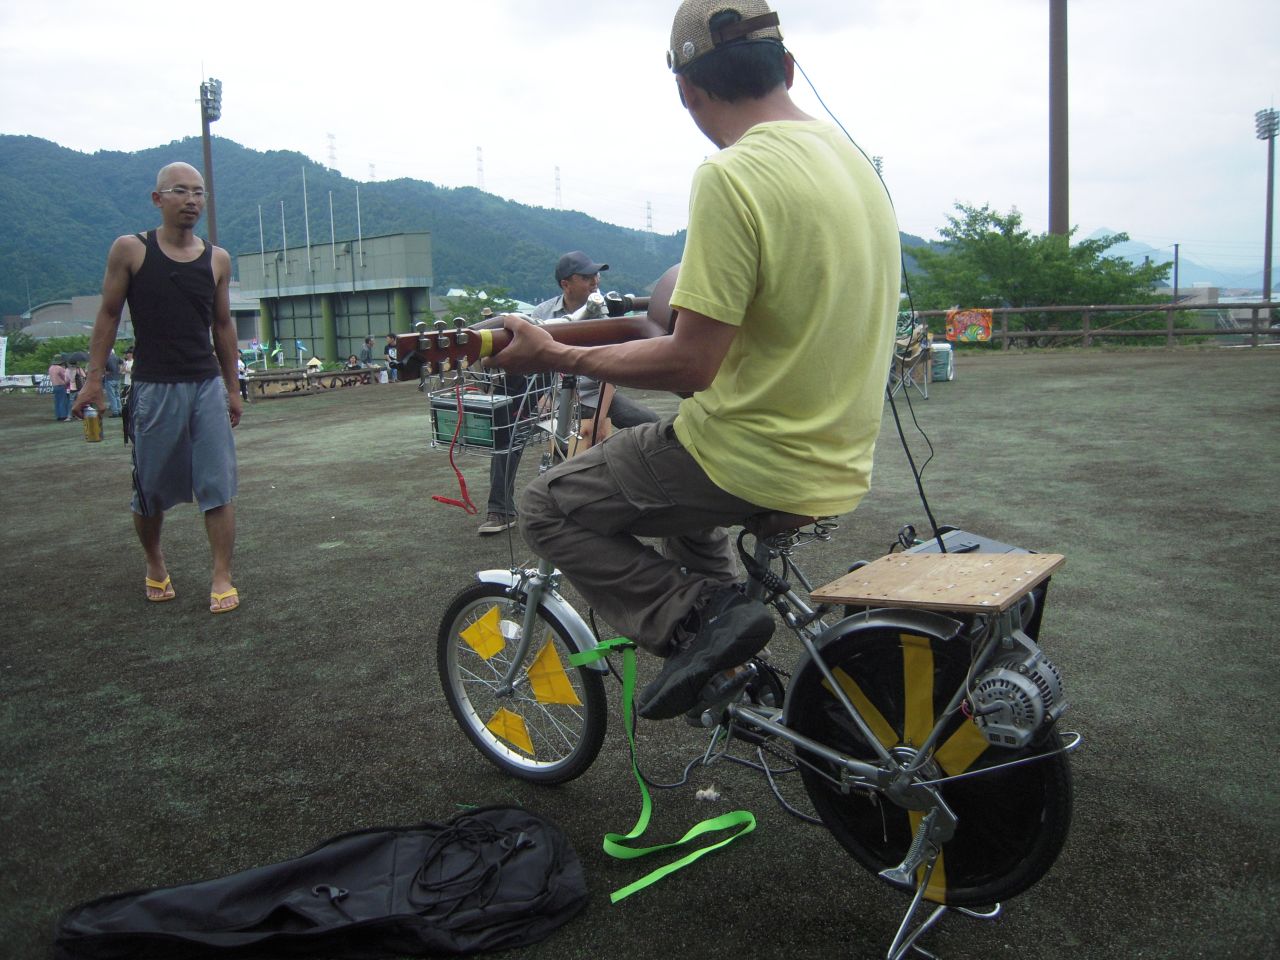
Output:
[685, 663, 759, 728]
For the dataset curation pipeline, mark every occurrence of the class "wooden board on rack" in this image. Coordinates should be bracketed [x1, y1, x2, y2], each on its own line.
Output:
[810, 552, 1065, 613]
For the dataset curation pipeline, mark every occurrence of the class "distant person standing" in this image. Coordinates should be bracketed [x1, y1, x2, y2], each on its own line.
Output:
[358, 337, 375, 366]
[384, 334, 398, 382]
[122, 347, 134, 396]
[73, 161, 243, 614]
[47, 355, 72, 421]
[102, 346, 123, 416]
[236, 354, 249, 400]
[67, 360, 85, 407]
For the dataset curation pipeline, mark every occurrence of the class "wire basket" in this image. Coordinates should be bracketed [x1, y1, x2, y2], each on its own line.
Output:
[426, 370, 560, 457]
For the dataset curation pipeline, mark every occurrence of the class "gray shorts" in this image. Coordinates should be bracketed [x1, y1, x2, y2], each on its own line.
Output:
[130, 378, 237, 516]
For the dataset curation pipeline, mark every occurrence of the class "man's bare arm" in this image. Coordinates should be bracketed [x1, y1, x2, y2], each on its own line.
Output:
[73, 236, 139, 417]
[210, 246, 243, 427]
[496, 307, 737, 395]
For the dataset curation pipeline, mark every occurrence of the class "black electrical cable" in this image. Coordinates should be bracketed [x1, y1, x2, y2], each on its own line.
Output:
[792, 51, 947, 553]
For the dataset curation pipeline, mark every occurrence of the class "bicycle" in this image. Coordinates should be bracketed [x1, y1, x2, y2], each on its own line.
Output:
[422, 327, 1080, 960]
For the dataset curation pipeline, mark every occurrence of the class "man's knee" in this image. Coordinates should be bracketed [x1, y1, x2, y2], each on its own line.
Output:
[516, 476, 556, 550]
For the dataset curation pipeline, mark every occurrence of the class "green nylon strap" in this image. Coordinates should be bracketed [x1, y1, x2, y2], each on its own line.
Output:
[569, 637, 757, 903]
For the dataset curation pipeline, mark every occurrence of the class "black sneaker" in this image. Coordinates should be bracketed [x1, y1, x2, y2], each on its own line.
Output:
[637, 585, 774, 720]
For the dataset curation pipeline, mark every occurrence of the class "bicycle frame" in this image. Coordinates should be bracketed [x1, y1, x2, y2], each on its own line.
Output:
[726, 530, 1079, 795]
[497, 373, 606, 688]
[439, 369, 1080, 959]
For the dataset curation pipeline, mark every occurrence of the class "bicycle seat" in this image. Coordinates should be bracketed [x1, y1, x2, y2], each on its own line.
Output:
[744, 511, 819, 539]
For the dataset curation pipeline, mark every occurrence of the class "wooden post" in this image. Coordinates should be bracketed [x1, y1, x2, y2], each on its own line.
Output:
[1000, 311, 1010, 351]
[1165, 307, 1175, 347]
[1081, 310, 1092, 348]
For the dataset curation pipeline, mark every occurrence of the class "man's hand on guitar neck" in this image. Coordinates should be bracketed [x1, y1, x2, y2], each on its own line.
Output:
[484, 313, 559, 375]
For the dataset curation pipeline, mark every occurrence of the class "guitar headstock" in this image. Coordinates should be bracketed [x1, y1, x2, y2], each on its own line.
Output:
[395, 318, 489, 379]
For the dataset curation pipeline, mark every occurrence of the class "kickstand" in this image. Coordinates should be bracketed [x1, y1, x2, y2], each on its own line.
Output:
[883, 854, 1001, 959]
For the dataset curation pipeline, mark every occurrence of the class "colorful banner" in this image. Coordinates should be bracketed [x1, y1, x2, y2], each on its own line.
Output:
[945, 308, 993, 342]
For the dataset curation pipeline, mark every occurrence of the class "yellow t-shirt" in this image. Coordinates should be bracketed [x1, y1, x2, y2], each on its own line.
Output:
[672, 121, 900, 517]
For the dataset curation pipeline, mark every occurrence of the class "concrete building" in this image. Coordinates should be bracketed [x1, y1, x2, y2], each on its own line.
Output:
[15, 286, 260, 345]
[236, 232, 432, 366]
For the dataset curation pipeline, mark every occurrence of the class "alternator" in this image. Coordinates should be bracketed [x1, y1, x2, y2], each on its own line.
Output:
[970, 630, 1067, 749]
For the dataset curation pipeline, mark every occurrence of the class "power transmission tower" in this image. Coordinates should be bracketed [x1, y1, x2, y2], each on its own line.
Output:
[477, 147, 485, 191]
[327, 133, 337, 167]
[645, 201, 656, 254]
[555, 166, 562, 208]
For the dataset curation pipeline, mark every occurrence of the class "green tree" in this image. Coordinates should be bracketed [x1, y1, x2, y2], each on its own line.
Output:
[442, 285, 521, 326]
[4, 335, 93, 374]
[909, 204, 1171, 344]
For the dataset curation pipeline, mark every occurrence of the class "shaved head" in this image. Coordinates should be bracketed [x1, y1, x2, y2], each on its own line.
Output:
[155, 162, 203, 191]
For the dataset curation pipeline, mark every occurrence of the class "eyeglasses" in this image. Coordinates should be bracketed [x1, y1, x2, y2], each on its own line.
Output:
[158, 186, 208, 199]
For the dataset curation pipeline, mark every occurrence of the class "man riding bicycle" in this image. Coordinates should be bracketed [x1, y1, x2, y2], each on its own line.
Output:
[492, 0, 900, 720]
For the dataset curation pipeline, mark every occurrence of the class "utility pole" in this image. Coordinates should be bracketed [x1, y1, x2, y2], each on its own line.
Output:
[1173, 243, 1180, 303]
[199, 78, 223, 245]
[1048, 0, 1069, 236]
[1256, 108, 1278, 301]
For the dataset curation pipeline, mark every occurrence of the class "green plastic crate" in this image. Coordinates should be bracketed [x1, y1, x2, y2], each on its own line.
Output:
[430, 393, 513, 448]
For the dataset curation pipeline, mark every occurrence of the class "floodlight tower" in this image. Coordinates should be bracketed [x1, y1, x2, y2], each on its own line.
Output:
[200, 77, 223, 245]
[1256, 107, 1278, 301]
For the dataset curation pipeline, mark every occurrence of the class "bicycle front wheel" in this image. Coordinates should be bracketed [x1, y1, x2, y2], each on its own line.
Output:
[438, 581, 607, 784]
[789, 624, 1073, 908]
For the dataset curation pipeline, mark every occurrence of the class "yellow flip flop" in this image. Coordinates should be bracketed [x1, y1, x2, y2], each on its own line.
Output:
[210, 587, 240, 615]
[145, 575, 176, 603]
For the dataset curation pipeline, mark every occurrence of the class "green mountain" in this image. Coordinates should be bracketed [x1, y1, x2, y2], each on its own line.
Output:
[0, 134, 931, 319]
[0, 134, 689, 317]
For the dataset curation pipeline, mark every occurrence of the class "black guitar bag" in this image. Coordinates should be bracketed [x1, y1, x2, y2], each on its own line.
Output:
[54, 806, 588, 959]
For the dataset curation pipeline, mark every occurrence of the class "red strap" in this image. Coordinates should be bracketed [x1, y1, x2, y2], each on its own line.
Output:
[431, 385, 478, 515]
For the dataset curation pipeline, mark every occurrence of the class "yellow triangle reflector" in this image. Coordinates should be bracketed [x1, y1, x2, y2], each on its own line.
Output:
[528, 640, 583, 706]
[461, 606, 505, 660]
[486, 707, 534, 755]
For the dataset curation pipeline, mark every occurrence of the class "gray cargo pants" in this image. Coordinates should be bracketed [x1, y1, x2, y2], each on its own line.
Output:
[518, 419, 764, 655]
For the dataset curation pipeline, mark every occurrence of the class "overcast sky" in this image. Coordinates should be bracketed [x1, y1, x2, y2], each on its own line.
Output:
[2, 0, 1277, 277]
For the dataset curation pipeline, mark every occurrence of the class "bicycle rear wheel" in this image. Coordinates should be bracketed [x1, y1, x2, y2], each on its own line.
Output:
[438, 581, 607, 784]
[788, 624, 1072, 908]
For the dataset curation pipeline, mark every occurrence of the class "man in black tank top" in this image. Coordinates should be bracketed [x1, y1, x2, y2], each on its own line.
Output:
[73, 162, 243, 615]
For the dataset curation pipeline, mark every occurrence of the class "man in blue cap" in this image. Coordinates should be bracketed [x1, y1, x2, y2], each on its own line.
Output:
[478, 250, 657, 535]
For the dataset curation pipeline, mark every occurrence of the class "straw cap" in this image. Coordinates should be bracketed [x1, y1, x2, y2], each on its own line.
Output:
[667, 0, 783, 73]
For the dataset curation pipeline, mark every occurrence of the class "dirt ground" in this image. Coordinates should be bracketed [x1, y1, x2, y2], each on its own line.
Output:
[2, 346, 1277, 959]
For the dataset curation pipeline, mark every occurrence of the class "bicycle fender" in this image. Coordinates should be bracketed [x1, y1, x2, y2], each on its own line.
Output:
[781, 608, 965, 726]
[475, 569, 609, 673]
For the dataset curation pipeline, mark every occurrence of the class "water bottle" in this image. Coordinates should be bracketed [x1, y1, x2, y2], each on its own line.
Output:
[83, 405, 102, 443]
